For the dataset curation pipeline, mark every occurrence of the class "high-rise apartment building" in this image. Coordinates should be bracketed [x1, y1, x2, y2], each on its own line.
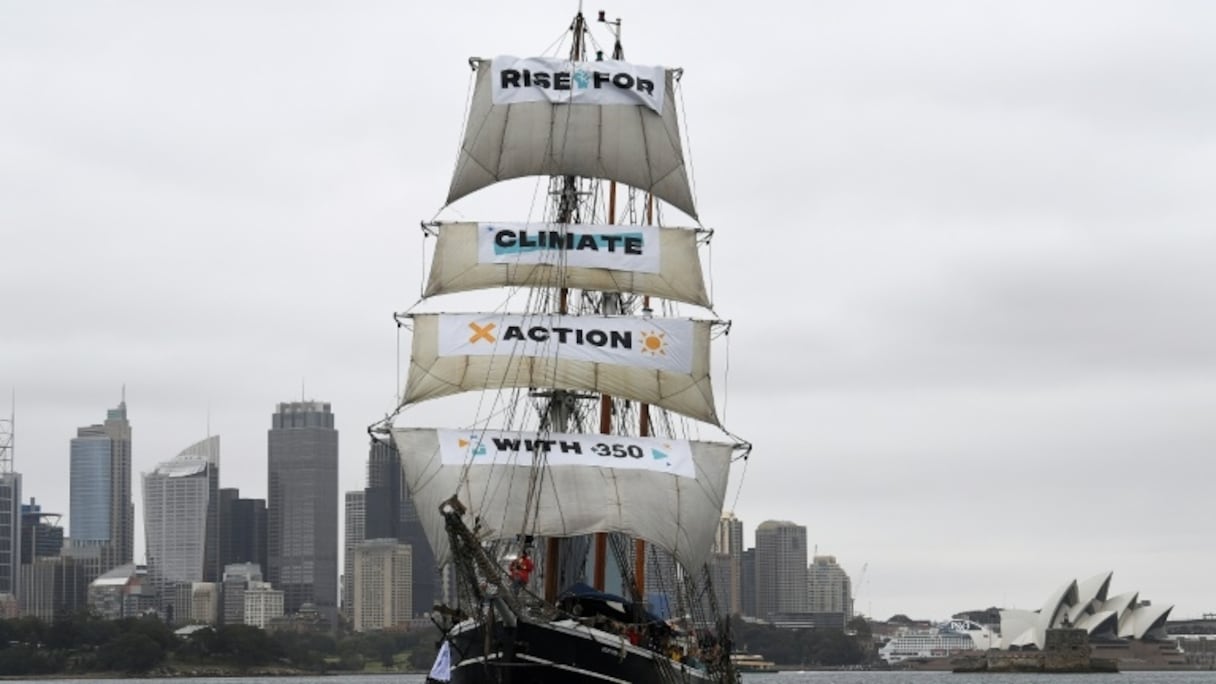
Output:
[69, 398, 134, 575]
[807, 554, 853, 619]
[754, 520, 808, 619]
[267, 401, 338, 624]
[353, 539, 412, 632]
[218, 488, 267, 573]
[143, 435, 220, 615]
[343, 490, 365, 618]
[713, 513, 744, 615]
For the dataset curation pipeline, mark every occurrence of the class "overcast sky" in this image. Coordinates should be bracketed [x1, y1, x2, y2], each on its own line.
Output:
[2, 1, 1213, 623]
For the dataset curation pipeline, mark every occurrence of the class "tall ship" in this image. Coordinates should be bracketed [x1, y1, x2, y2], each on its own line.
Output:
[373, 7, 748, 684]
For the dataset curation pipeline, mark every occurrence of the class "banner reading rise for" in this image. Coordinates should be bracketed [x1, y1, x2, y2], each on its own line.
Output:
[437, 314, 694, 374]
[477, 222, 661, 273]
[491, 56, 666, 113]
[436, 429, 696, 478]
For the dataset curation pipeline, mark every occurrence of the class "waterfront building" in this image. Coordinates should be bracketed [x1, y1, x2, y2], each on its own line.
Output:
[18, 553, 91, 620]
[218, 488, 267, 572]
[267, 401, 338, 624]
[69, 398, 134, 575]
[243, 580, 285, 628]
[754, 520, 808, 619]
[343, 490, 366, 618]
[143, 435, 220, 616]
[221, 562, 262, 625]
[173, 581, 220, 625]
[1001, 571, 1173, 649]
[88, 563, 154, 619]
[353, 538, 412, 632]
[807, 554, 852, 619]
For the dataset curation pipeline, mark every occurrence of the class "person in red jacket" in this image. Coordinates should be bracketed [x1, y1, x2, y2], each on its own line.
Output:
[509, 548, 534, 592]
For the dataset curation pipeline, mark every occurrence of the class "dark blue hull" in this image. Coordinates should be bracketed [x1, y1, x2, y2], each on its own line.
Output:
[446, 617, 721, 684]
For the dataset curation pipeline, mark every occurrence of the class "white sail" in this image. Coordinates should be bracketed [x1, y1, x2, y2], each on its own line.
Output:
[424, 222, 711, 307]
[401, 313, 719, 426]
[391, 427, 734, 573]
[447, 57, 698, 219]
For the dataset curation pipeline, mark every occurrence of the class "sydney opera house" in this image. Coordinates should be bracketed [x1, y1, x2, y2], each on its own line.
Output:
[1000, 571, 1173, 649]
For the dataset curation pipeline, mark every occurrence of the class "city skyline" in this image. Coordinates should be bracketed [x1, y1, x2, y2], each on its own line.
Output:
[0, 391, 1208, 623]
[3, 1, 1214, 623]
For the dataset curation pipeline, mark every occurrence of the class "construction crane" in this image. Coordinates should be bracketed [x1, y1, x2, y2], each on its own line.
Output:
[853, 562, 869, 617]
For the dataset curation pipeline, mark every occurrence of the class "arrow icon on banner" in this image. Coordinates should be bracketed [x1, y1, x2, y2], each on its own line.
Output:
[651, 448, 669, 461]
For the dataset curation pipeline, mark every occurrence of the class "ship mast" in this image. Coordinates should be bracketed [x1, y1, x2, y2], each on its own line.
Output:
[539, 8, 590, 605]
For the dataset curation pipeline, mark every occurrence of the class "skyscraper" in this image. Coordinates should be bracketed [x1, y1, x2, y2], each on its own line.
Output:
[0, 406, 19, 597]
[267, 401, 338, 623]
[740, 547, 757, 618]
[20, 499, 62, 561]
[142, 435, 220, 613]
[365, 438, 436, 617]
[754, 520, 808, 619]
[69, 398, 133, 574]
[218, 488, 268, 573]
[713, 512, 744, 615]
[364, 440, 398, 540]
[342, 490, 365, 619]
[0, 473, 21, 597]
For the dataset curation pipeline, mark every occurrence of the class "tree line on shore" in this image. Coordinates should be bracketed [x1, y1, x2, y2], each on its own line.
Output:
[0, 612, 439, 676]
[0, 611, 874, 675]
[729, 616, 875, 667]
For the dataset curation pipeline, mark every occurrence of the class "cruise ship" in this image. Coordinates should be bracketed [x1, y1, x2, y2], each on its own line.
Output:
[879, 619, 999, 665]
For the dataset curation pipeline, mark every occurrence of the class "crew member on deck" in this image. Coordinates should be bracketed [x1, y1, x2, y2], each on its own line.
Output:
[509, 548, 534, 592]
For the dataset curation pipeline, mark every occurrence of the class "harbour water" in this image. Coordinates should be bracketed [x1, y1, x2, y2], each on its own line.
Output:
[18, 671, 1213, 684]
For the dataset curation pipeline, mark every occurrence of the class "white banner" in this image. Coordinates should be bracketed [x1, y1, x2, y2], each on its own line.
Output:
[476, 222, 661, 273]
[491, 56, 666, 113]
[437, 429, 696, 479]
[437, 314, 694, 374]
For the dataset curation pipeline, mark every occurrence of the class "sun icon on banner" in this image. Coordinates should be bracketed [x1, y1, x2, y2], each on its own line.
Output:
[639, 330, 667, 357]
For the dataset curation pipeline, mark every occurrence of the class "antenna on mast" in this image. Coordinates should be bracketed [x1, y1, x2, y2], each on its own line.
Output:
[597, 9, 623, 59]
[0, 390, 13, 473]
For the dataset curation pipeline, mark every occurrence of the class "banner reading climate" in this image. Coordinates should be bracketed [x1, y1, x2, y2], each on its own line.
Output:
[491, 56, 666, 113]
[477, 222, 661, 273]
[437, 314, 694, 374]
[436, 429, 696, 478]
